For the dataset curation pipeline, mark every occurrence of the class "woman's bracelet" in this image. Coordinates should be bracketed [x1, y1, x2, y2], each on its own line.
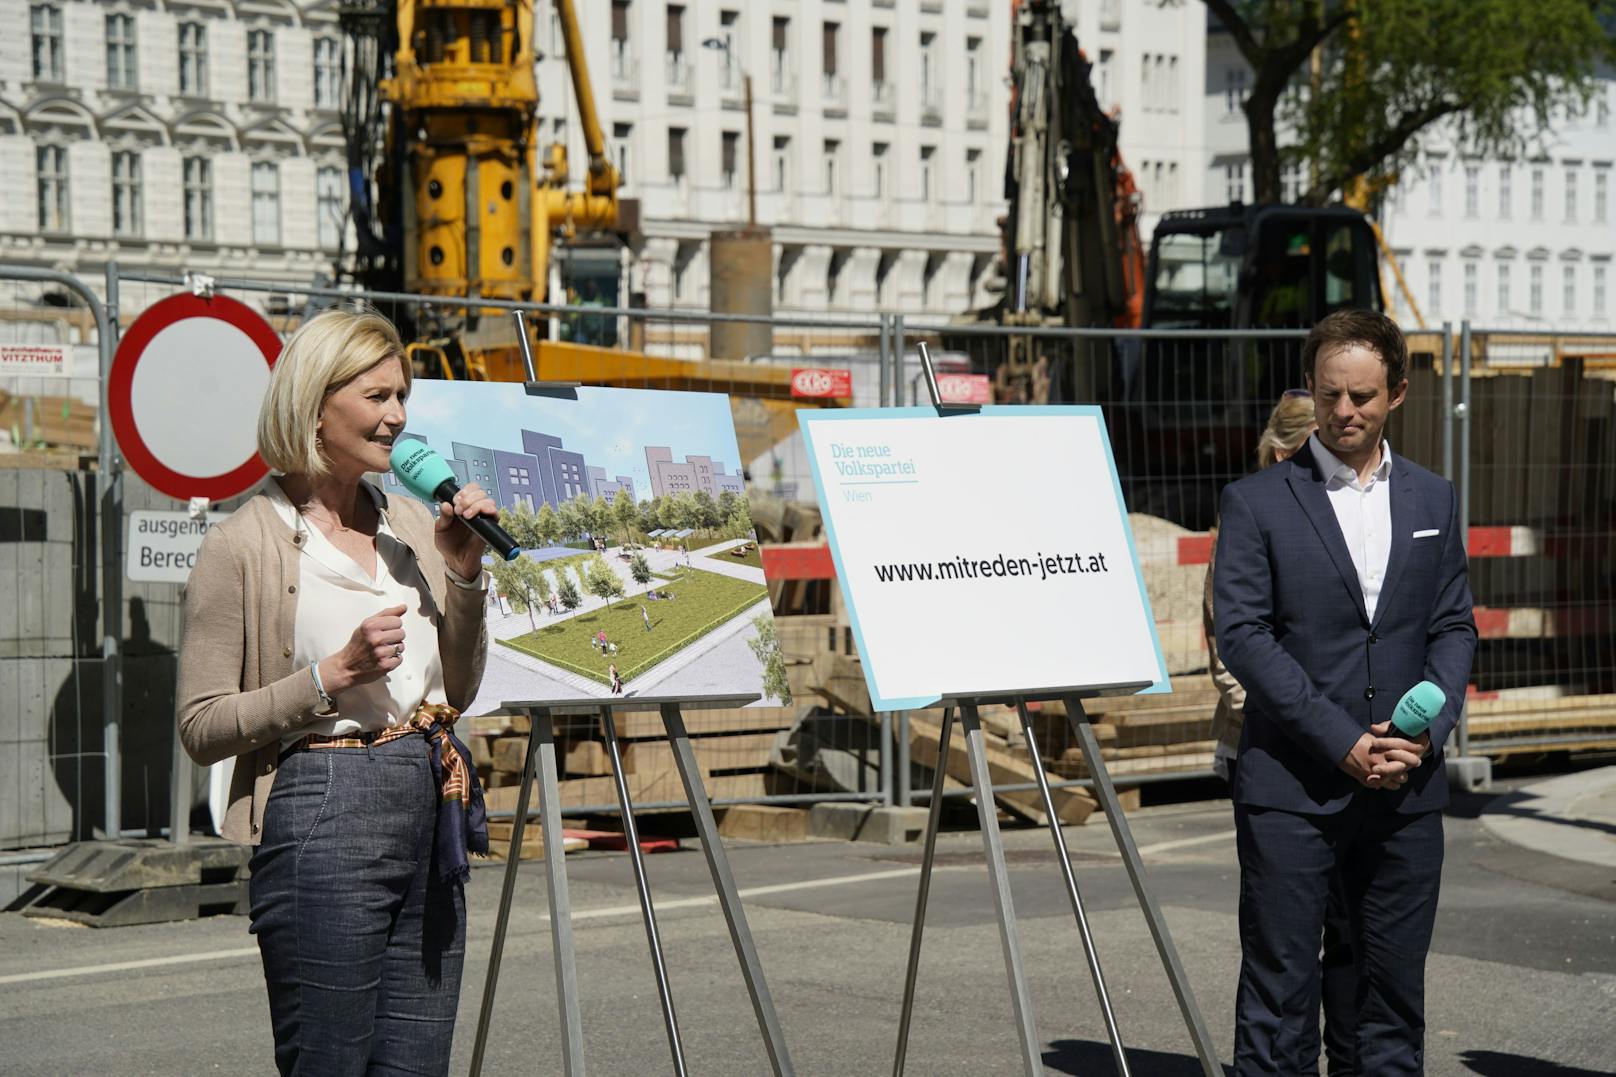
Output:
[309, 661, 336, 713]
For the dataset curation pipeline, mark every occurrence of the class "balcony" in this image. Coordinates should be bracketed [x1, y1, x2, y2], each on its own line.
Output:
[822, 73, 847, 117]
[665, 55, 693, 105]
[611, 43, 638, 99]
[966, 90, 988, 130]
[770, 66, 798, 114]
[872, 80, 895, 121]
[920, 84, 943, 127]
[718, 59, 745, 109]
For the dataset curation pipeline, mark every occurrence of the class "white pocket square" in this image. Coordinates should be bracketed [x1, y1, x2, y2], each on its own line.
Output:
[1412, 529, 1441, 539]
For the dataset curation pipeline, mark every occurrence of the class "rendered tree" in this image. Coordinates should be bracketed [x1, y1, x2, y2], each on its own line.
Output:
[746, 615, 792, 705]
[534, 501, 562, 548]
[692, 491, 721, 533]
[556, 495, 588, 544]
[585, 555, 625, 607]
[1204, 0, 1614, 204]
[490, 557, 544, 630]
[556, 570, 582, 611]
[614, 491, 640, 544]
[629, 552, 653, 586]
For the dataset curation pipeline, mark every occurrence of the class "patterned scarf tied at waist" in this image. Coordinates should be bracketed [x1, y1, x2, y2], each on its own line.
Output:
[409, 702, 490, 884]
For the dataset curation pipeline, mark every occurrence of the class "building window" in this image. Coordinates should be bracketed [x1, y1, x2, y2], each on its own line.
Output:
[106, 13, 138, 90]
[1594, 265, 1607, 317]
[1595, 169, 1608, 223]
[1097, 49, 1114, 108]
[184, 156, 212, 240]
[920, 32, 938, 113]
[1498, 164, 1511, 219]
[966, 148, 981, 204]
[1167, 55, 1179, 112]
[248, 29, 276, 102]
[611, 0, 631, 78]
[1282, 161, 1303, 203]
[721, 130, 738, 190]
[1462, 261, 1477, 316]
[1426, 260, 1441, 315]
[665, 4, 684, 76]
[252, 161, 280, 245]
[112, 150, 142, 237]
[1530, 167, 1544, 219]
[1428, 162, 1442, 215]
[1464, 166, 1479, 218]
[771, 17, 790, 94]
[1496, 262, 1511, 315]
[317, 166, 344, 249]
[1562, 264, 1576, 316]
[31, 4, 63, 82]
[1598, 87, 1610, 128]
[667, 127, 686, 185]
[871, 26, 887, 102]
[821, 21, 838, 94]
[823, 139, 839, 196]
[1529, 263, 1543, 315]
[872, 141, 887, 200]
[1564, 166, 1579, 222]
[314, 37, 340, 108]
[1226, 161, 1245, 203]
[772, 135, 790, 192]
[920, 145, 934, 202]
[36, 144, 68, 232]
[179, 22, 208, 96]
[1225, 67, 1246, 114]
[716, 9, 739, 90]
[611, 122, 632, 182]
[965, 36, 982, 111]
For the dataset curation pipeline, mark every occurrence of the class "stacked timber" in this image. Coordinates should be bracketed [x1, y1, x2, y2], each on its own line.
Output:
[0, 390, 96, 459]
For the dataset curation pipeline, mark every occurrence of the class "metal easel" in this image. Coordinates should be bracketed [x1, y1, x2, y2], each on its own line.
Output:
[467, 695, 796, 1077]
[889, 344, 1220, 1077]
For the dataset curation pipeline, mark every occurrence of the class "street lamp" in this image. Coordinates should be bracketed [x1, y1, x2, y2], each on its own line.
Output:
[702, 36, 757, 227]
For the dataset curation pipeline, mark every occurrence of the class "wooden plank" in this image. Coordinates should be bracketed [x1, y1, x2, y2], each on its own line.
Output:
[611, 706, 799, 739]
[909, 716, 1096, 826]
[624, 731, 780, 775]
[719, 805, 811, 842]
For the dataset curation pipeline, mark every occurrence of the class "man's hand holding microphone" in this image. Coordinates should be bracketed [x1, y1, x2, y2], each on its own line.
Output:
[1339, 681, 1444, 791]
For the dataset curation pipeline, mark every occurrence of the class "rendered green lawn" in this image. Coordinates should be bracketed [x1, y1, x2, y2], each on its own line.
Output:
[713, 544, 763, 570]
[497, 567, 768, 684]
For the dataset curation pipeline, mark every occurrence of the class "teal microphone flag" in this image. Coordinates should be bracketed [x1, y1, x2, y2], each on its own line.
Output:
[389, 440, 521, 561]
[1390, 680, 1445, 738]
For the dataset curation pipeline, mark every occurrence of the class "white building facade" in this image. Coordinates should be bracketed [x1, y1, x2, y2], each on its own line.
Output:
[1, 0, 350, 296]
[1204, 19, 1614, 332]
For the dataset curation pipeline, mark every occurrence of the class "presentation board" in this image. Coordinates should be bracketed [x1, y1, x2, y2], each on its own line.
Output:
[392, 382, 778, 712]
[799, 406, 1168, 711]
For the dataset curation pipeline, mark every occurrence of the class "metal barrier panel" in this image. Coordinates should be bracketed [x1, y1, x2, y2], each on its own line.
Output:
[0, 274, 106, 859]
[1457, 327, 1616, 756]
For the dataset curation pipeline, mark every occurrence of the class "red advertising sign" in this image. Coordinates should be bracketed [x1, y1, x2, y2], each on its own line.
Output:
[936, 373, 993, 405]
[790, 367, 853, 399]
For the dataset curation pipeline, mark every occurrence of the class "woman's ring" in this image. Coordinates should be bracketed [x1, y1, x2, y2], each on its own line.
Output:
[394, 643, 404, 657]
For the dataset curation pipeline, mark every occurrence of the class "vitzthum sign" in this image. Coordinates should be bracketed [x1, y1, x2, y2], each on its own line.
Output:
[126, 510, 231, 583]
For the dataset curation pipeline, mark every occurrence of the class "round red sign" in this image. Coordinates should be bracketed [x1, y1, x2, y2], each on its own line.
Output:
[108, 292, 283, 501]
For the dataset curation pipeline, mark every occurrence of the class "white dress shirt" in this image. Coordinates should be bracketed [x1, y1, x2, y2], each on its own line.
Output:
[1309, 433, 1394, 621]
[267, 479, 450, 744]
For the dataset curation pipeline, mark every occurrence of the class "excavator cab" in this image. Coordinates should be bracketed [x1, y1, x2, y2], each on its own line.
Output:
[1110, 204, 1383, 528]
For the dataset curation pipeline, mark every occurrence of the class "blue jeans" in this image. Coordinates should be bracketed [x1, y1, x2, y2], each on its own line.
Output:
[249, 735, 466, 1076]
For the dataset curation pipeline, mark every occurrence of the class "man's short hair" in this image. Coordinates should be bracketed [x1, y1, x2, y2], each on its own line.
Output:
[257, 307, 408, 478]
[1302, 308, 1408, 389]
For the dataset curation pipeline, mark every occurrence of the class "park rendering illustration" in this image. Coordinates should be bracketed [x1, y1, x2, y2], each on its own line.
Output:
[382, 383, 785, 710]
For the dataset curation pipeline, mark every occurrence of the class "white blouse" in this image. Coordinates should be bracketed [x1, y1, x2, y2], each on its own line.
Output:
[267, 479, 455, 745]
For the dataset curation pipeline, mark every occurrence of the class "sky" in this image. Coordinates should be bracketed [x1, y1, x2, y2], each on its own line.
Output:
[400, 383, 745, 502]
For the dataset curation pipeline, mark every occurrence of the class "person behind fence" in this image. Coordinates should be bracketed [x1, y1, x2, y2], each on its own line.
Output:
[1205, 389, 1359, 1073]
[176, 308, 494, 1077]
[1214, 308, 1476, 1076]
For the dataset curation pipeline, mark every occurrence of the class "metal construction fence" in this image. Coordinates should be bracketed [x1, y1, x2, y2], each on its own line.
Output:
[2, 263, 1614, 876]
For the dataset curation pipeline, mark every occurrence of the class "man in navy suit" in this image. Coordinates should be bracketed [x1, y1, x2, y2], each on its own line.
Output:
[1214, 309, 1476, 1075]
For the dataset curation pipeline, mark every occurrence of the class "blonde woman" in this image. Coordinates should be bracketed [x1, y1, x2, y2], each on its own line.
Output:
[1205, 389, 1318, 779]
[178, 309, 493, 1076]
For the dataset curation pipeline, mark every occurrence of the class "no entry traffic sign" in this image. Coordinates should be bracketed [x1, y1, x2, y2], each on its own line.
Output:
[108, 293, 282, 501]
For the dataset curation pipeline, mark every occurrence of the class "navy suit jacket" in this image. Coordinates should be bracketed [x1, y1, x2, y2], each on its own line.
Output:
[1212, 446, 1477, 815]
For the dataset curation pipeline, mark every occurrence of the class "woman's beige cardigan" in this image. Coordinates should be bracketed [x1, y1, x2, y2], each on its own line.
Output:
[177, 490, 488, 844]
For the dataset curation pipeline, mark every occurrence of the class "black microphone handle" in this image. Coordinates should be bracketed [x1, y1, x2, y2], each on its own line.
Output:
[431, 480, 521, 561]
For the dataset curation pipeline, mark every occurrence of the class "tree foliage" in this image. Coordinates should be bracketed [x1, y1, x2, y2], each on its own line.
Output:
[614, 492, 640, 543]
[629, 552, 653, 586]
[1204, 0, 1615, 205]
[746, 614, 792, 705]
[556, 570, 582, 611]
[489, 556, 547, 629]
[584, 554, 625, 606]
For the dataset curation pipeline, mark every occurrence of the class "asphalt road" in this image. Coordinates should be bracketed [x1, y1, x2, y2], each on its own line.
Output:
[1, 776, 1612, 1076]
